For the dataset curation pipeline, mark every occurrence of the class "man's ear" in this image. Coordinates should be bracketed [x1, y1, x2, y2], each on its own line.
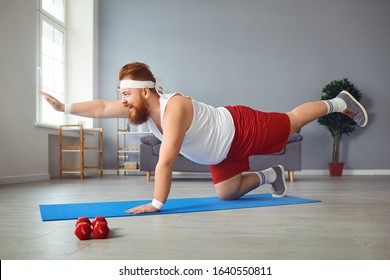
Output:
[143, 87, 151, 98]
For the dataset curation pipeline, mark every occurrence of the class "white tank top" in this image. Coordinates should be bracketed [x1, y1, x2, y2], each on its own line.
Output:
[147, 93, 235, 165]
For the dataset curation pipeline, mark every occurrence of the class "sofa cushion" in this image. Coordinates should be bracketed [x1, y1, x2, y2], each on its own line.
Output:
[287, 133, 303, 144]
[152, 144, 161, 156]
[141, 135, 161, 146]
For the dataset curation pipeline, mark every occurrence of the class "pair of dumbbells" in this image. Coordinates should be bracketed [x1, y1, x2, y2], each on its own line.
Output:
[74, 216, 110, 240]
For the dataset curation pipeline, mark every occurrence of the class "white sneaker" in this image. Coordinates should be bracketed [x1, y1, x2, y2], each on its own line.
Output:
[337, 90, 368, 127]
[271, 165, 287, 198]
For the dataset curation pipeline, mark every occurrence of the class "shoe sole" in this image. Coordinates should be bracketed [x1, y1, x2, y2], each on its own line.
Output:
[272, 165, 287, 198]
[340, 90, 368, 127]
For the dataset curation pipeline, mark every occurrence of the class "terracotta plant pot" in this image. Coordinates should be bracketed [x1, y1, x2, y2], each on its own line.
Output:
[328, 162, 344, 176]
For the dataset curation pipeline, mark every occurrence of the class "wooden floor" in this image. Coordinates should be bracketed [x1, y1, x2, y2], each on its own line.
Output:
[0, 174, 389, 260]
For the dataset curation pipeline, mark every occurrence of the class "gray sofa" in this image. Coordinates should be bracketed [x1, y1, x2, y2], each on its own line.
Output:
[140, 132, 303, 182]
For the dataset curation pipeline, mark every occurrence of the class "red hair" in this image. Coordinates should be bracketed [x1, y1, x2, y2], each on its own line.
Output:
[119, 62, 156, 82]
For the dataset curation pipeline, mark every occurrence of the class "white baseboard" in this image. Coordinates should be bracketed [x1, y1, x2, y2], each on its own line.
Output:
[103, 169, 147, 175]
[105, 169, 390, 177]
[102, 169, 118, 175]
[296, 170, 390, 175]
[0, 173, 50, 185]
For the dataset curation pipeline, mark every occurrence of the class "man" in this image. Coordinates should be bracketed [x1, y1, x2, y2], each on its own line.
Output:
[40, 62, 368, 214]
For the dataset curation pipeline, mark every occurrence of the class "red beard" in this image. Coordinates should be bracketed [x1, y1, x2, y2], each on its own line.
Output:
[127, 95, 150, 125]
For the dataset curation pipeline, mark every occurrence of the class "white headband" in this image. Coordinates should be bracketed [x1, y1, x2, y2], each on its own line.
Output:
[120, 80, 155, 89]
[120, 79, 164, 95]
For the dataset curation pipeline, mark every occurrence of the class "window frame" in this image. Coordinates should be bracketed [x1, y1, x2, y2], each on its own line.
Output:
[36, 0, 67, 127]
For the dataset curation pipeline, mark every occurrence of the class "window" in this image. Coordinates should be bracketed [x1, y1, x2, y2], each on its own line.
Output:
[37, 0, 66, 126]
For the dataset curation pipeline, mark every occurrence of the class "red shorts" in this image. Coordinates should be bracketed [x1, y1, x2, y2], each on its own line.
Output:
[209, 106, 290, 184]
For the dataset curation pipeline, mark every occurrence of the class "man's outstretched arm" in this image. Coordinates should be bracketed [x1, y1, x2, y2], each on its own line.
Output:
[39, 91, 128, 118]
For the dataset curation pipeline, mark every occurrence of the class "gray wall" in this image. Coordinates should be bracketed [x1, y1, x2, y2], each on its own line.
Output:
[98, 0, 390, 171]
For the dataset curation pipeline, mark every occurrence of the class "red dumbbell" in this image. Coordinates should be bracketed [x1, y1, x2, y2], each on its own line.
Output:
[74, 217, 92, 240]
[75, 222, 92, 240]
[92, 216, 107, 228]
[76, 217, 92, 227]
[92, 217, 110, 239]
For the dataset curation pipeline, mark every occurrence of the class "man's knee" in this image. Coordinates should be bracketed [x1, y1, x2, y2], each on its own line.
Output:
[214, 173, 242, 200]
[216, 190, 238, 200]
[286, 112, 303, 136]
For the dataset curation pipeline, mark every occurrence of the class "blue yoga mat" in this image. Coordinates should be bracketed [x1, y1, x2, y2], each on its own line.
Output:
[39, 194, 320, 221]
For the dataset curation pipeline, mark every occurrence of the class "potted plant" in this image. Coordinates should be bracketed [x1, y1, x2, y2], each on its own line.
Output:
[317, 78, 363, 176]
